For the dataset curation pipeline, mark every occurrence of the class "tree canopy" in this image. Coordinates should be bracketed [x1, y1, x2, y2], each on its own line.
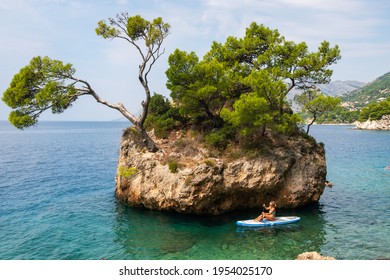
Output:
[2, 56, 78, 129]
[358, 97, 390, 122]
[295, 90, 342, 133]
[165, 22, 341, 145]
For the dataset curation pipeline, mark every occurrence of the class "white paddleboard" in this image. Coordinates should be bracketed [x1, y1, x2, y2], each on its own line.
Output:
[236, 216, 300, 227]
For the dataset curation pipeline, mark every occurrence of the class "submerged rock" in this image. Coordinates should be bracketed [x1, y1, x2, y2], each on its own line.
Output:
[115, 129, 327, 215]
[296, 252, 335, 260]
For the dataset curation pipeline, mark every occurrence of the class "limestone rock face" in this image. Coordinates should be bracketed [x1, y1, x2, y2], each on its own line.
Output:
[355, 115, 390, 130]
[115, 130, 327, 215]
[296, 252, 335, 260]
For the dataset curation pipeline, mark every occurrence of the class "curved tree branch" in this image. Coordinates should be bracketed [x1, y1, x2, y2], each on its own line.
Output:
[72, 77, 138, 124]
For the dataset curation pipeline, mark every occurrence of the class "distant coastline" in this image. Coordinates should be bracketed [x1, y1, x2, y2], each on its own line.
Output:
[310, 123, 354, 126]
[354, 115, 390, 130]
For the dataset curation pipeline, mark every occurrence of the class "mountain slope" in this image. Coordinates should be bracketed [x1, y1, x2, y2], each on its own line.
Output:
[287, 80, 364, 102]
[317, 80, 365, 96]
[341, 71, 390, 109]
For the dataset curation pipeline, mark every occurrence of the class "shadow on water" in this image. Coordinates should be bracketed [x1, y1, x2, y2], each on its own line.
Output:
[112, 201, 329, 260]
[113, 203, 201, 259]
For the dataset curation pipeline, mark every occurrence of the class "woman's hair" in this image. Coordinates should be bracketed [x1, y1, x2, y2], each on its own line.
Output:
[270, 201, 277, 207]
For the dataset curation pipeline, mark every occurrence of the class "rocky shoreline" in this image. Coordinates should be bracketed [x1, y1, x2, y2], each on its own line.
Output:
[355, 115, 390, 130]
[115, 129, 327, 215]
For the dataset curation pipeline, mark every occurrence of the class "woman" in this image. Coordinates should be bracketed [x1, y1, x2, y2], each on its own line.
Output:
[254, 201, 277, 222]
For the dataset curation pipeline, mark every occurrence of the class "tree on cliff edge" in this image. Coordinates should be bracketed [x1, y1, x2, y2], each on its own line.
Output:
[2, 13, 170, 152]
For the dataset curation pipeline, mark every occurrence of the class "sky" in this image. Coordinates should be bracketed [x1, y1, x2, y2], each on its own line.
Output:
[0, 0, 389, 121]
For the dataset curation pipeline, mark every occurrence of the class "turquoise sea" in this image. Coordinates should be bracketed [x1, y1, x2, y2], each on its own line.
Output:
[0, 121, 389, 260]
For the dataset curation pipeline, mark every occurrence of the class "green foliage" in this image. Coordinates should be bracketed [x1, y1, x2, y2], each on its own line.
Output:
[316, 107, 360, 123]
[126, 15, 150, 41]
[168, 159, 179, 173]
[342, 72, 390, 108]
[221, 92, 271, 136]
[204, 159, 216, 167]
[273, 113, 303, 134]
[144, 93, 185, 138]
[2, 56, 78, 129]
[96, 13, 170, 47]
[204, 125, 235, 150]
[148, 93, 171, 115]
[146, 115, 175, 138]
[166, 50, 228, 128]
[296, 91, 342, 116]
[119, 166, 137, 178]
[295, 90, 342, 132]
[166, 21, 341, 144]
[358, 97, 390, 121]
[123, 126, 141, 140]
[243, 69, 287, 112]
[95, 20, 120, 39]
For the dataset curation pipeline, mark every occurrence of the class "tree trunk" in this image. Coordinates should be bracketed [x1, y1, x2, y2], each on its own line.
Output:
[306, 116, 316, 134]
[261, 124, 267, 136]
[138, 126, 158, 152]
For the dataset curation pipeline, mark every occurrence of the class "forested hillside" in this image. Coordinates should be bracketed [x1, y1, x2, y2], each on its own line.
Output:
[341, 71, 390, 109]
[297, 72, 390, 124]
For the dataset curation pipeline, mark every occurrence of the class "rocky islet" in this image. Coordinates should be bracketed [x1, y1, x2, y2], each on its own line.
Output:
[115, 129, 327, 215]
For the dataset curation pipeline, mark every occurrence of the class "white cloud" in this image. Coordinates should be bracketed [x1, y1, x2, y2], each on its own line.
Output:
[198, 0, 389, 56]
[116, 0, 128, 5]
